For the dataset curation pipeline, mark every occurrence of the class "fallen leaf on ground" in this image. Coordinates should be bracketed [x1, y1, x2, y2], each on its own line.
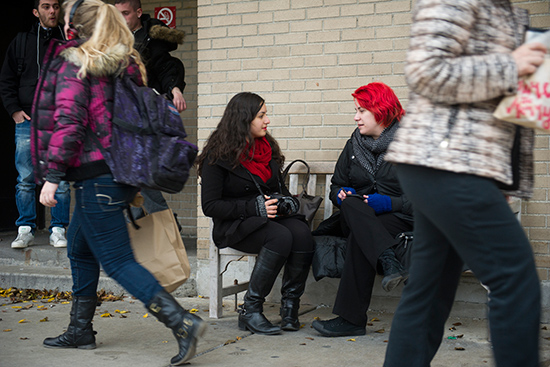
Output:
[347, 338, 356, 342]
[40, 317, 48, 322]
[455, 347, 465, 351]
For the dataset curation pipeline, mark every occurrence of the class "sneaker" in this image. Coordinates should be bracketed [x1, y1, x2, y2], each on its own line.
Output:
[312, 316, 366, 337]
[50, 227, 67, 248]
[11, 226, 34, 249]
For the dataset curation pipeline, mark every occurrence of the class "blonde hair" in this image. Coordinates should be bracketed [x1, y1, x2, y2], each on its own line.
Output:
[62, 0, 147, 82]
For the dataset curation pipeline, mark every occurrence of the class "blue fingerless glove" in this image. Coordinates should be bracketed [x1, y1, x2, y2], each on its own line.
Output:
[366, 193, 392, 214]
[337, 187, 357, 206]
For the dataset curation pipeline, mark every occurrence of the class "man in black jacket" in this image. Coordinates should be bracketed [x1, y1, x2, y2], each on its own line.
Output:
[0, 0, 70, 249]
[115, 0, 186, 228]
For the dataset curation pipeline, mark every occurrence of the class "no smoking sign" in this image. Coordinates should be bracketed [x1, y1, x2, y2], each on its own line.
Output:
[154, 6, 176, 29]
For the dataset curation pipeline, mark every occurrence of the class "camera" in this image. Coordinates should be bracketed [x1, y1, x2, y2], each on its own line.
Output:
[269, 193, 299, 216]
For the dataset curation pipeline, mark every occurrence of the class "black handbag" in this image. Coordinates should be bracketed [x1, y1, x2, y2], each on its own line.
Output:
[282, 159, 324, 224]
[311, 235, 347, 281]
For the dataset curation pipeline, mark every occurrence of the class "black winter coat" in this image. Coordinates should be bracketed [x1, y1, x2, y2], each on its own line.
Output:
[330, 138, 413, 224]
[0, 23, 64, 117]
[201, 156, 295, 248]
[134, 14, 186, 96]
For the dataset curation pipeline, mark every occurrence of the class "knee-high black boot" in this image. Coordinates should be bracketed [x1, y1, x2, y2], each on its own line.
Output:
[379, 248, 408, 292]
[280, 251, 314, 331]
[147, 289, 207, 366]
[238, 247, 286, 335]
[43, 296, 98, 349]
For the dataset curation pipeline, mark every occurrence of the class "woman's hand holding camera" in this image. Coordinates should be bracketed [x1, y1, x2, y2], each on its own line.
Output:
[264, 195, 279, 218]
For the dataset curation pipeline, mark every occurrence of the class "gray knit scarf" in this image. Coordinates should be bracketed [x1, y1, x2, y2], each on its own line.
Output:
[351, 120, 398, 176]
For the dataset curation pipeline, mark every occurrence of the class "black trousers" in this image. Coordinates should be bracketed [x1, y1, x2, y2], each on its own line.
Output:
[384, 164, 540, 367]
[333, 197, 412, 326]
[230, 216, 314, 257]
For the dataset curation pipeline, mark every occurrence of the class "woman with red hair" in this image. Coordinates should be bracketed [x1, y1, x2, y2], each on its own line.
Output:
[312, 82, 413, 337]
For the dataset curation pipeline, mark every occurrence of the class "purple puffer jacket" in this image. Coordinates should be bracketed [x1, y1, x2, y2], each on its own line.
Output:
[31, 39, 144, 184]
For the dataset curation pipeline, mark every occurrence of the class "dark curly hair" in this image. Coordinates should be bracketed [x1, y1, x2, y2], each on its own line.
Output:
[196, 92, 284, 176]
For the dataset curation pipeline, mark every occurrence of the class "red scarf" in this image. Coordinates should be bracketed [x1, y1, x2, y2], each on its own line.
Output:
[240, 137, 272, 183]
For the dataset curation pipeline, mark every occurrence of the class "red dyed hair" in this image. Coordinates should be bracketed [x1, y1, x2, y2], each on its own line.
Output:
[352, 82, 405, 128]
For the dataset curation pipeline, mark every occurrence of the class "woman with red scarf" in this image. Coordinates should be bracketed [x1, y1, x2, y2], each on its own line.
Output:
[196, 92, 314, 335]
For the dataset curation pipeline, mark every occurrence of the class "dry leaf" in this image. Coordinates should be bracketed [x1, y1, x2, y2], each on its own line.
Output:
[20, 337, 29, 340]
[224, 339, 236, 345]
[189, 309, 198, 314]
[453, 322, 462, 326]
[305, 337, 314, 340]
[18, 319, 28, 323]
[143, 313, 149, 318]
[40, 317, 49, 322]
[370, 317, 380, 322]
[100, 312, 112, 318]
[375, 329, 385, 333]
[3, 329, 12, 332]
[455, 347, 465, 351]
[347, 338, 356, 342]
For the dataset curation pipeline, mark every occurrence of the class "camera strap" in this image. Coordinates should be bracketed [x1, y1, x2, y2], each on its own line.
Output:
[244, 166, 267, 197]
[243, 165, 285, 198]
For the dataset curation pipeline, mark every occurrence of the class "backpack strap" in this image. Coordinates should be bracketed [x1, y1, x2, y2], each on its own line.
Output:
[15, 32, 27, 77]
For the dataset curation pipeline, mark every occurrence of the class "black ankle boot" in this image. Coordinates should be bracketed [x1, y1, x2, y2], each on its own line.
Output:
[280, 251, 314, 331]
[379, 248, 408, 292]
[238, 247, 286, 335]
[147, 289, 207, 366]
[43, 296, 98, 349]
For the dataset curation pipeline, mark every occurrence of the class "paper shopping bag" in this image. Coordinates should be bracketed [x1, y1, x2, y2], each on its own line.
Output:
[128, 208, 190, 292]
[493, 58, 550, 131]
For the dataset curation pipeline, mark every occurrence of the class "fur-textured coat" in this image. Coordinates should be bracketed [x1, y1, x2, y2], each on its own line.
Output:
[385, 0, 534, 198]
[31, 39, 144, 184]
[134, 14, 186, 96]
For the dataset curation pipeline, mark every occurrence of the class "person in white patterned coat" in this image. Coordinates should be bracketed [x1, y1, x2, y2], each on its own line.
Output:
[383, 1, 547, 366]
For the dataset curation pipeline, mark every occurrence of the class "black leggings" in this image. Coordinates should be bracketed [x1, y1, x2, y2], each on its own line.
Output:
[230, 216, 314, 258]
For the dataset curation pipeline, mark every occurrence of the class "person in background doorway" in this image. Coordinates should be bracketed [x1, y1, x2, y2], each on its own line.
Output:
[114, 0, 187, 229]
[0, 0, 70, 249]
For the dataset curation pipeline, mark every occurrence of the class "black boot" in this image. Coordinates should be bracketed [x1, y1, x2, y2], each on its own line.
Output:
[280, 251, 314, 331]
[379, 248, 408, 292]
[43, 296, 98, 349]
[147, 289, 207, 366]
[238, 247, 286, 335]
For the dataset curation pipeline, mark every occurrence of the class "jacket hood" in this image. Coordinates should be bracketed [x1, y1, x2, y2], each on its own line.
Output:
[141, 13, 185, 44]
[60, 43, 132, 77]
[149, 25, 185, 44]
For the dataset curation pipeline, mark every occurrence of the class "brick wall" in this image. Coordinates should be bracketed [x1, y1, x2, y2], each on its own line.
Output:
[135, 0, 550, 277]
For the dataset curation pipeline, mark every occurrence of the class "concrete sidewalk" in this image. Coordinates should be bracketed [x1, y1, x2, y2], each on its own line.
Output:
[4, 295, 548, 367]
[1, 229, 550, 366]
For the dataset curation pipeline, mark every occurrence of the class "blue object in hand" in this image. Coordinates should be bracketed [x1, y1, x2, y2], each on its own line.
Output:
[337, 187, 357, 206]
[366, 193, 392, 214]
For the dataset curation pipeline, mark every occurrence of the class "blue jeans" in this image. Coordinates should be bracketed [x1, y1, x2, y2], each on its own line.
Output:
[15, 121, 70, 230]
[68, 174, 163, 303]
[383, 165, 540, 367]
